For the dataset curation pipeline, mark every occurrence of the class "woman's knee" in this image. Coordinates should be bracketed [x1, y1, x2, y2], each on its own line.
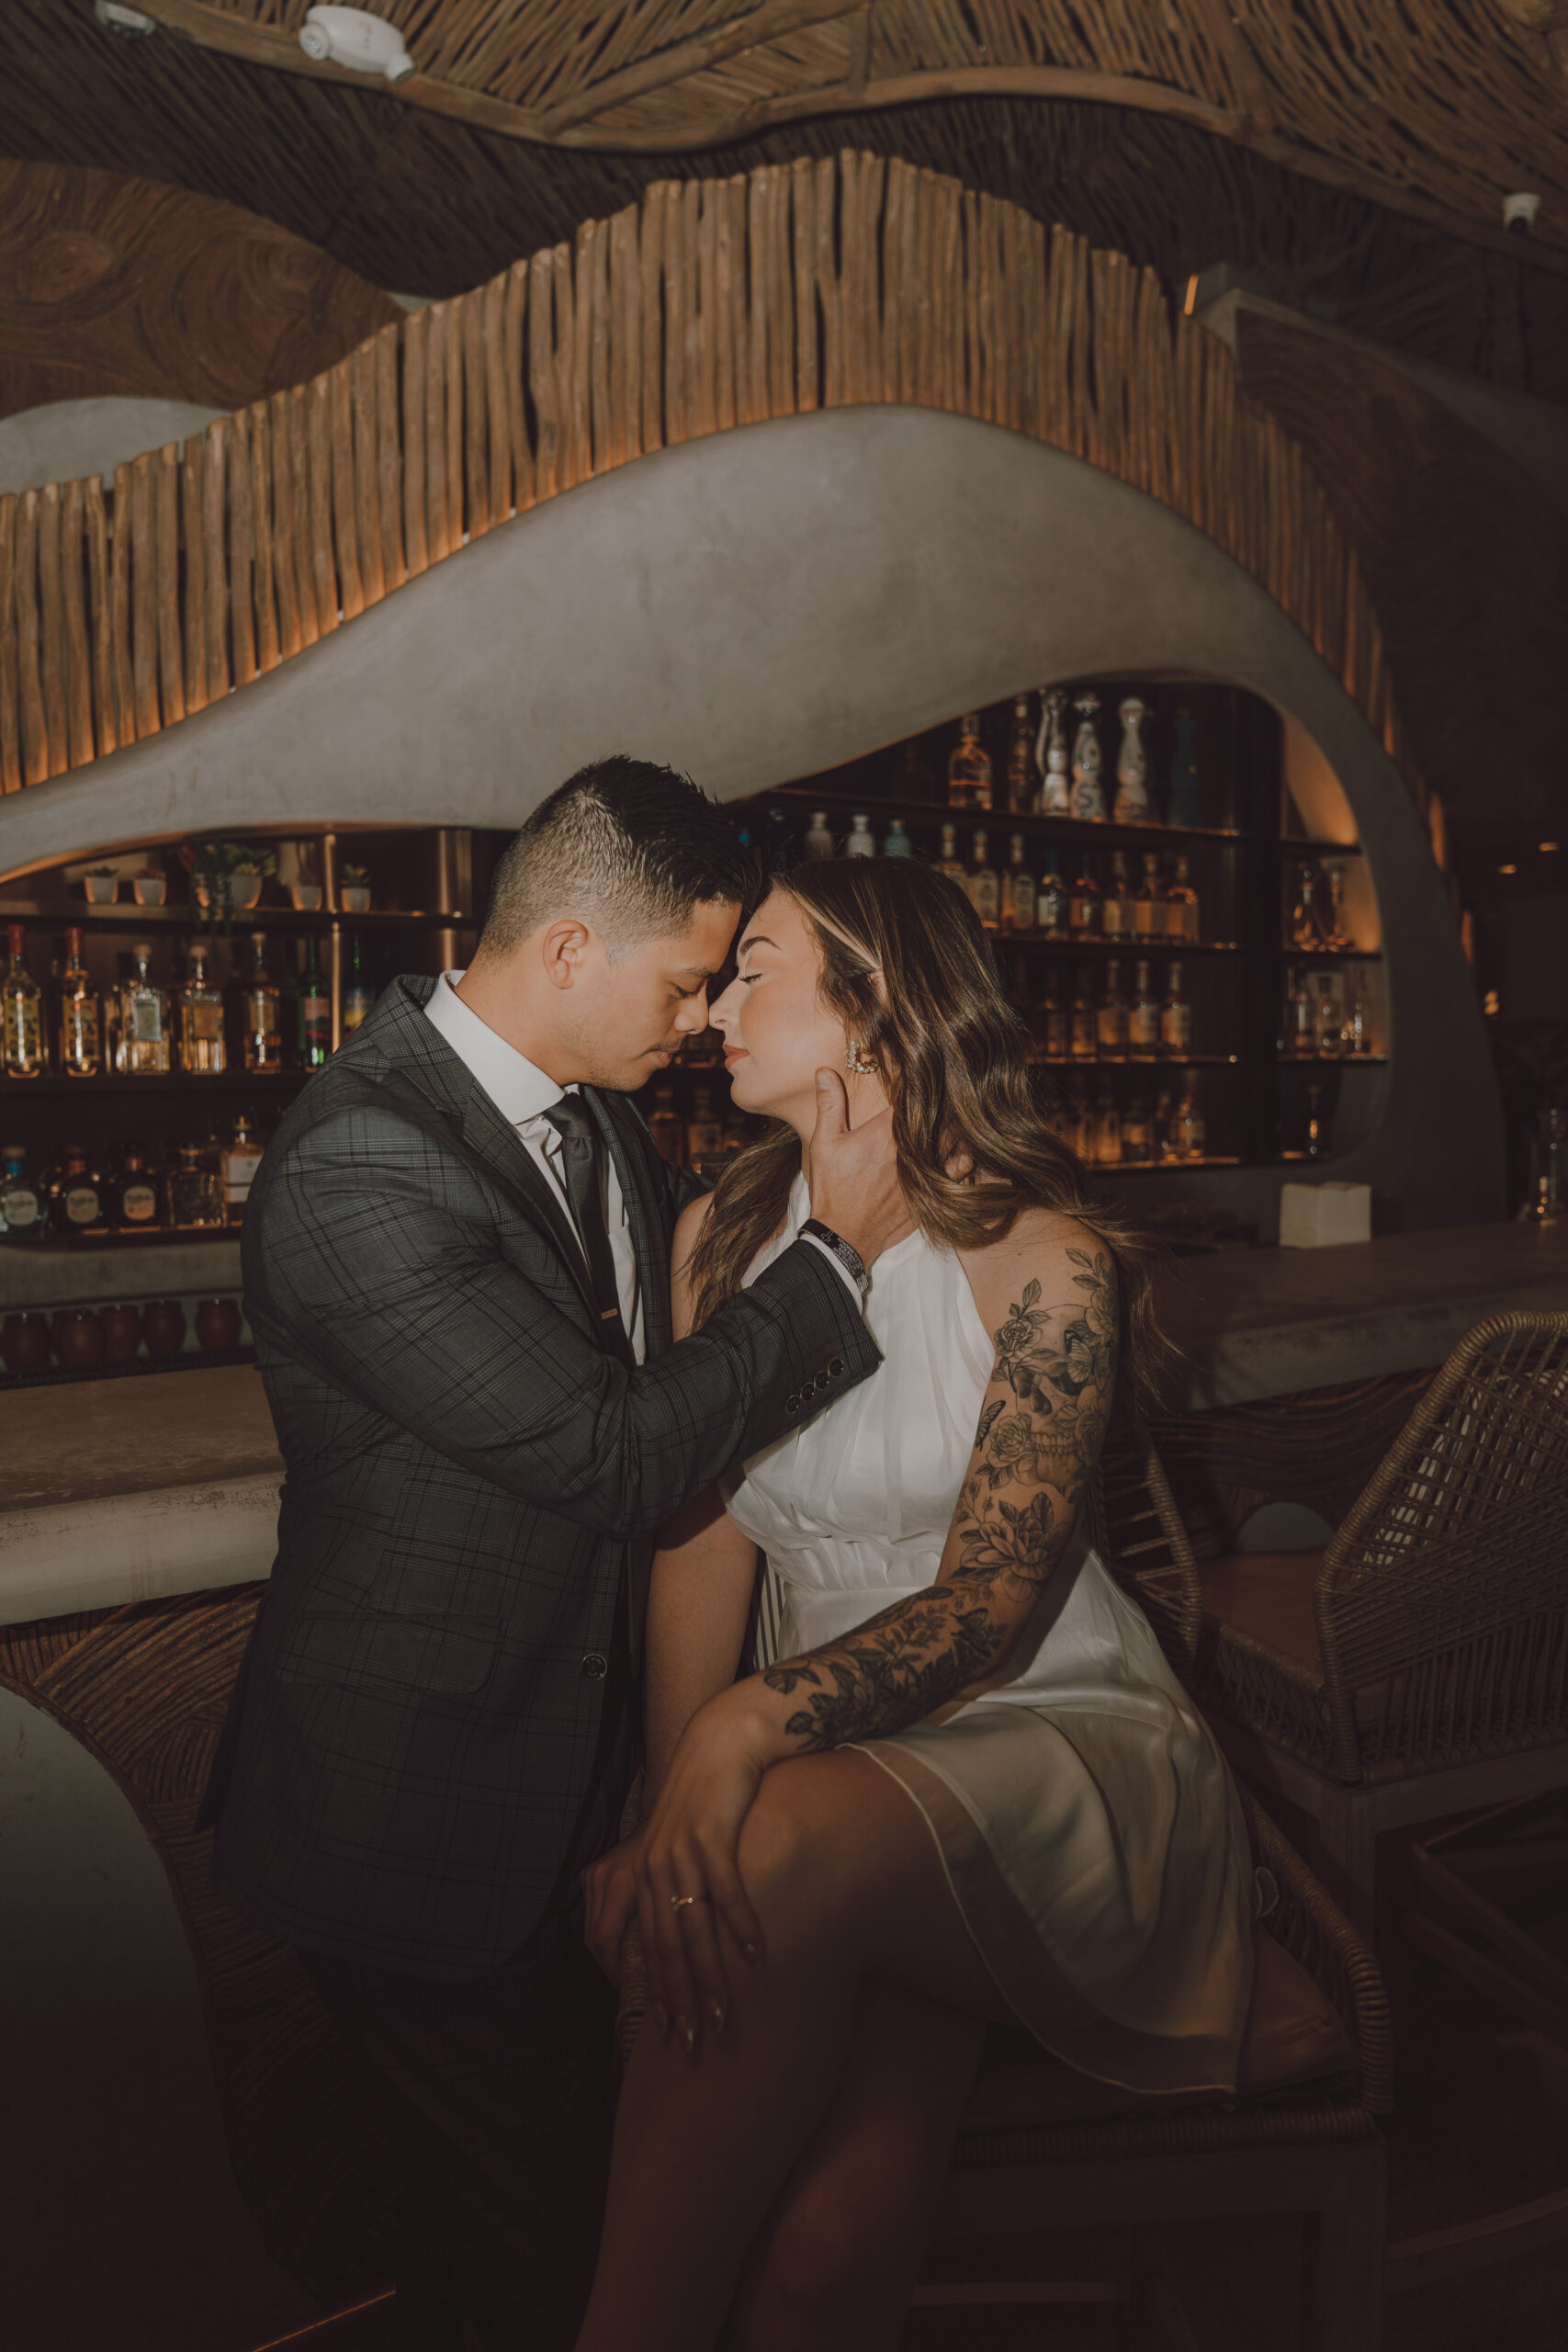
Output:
[737, 1756, 873, 1928]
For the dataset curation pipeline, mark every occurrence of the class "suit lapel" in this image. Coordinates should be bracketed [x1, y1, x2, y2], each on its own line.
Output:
[587, 1090, 673, 1360]
[457, 1083, 599, 1328]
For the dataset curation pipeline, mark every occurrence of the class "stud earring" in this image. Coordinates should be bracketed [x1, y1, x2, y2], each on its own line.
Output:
[845, 1039, 877, 1077]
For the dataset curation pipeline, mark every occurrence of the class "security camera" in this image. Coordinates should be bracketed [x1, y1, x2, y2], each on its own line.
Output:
[1504, 192, 1541, 234]
[299, 6, 415, 83]
[94, 1, 157, 34]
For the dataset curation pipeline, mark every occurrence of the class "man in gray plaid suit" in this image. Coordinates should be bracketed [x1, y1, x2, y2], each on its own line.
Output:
[204, 760, 902, 2348]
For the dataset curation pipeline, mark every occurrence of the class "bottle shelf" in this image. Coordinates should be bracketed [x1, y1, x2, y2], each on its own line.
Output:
[997, 935, 1242, 957]
[1089, 1156, 1245, 1173]
[1032, 1053, 1242, 1069]
[763, 784, 1251, 848]
[0, 1070, 309, 1097]
[1276, 945, 1382, 961]
[1278, 1054, 1388, 1068]
[0, 902, 468, 936]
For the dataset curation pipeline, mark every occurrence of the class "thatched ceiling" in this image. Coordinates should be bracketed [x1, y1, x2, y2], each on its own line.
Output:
[4, 0, 1566, 399]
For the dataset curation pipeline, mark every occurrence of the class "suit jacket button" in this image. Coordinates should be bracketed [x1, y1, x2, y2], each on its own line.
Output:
[828, 1356, 844, 1376]
[784, 1395, 800, 1415]
[581, 1653, 608, 1680]
[815, 1371, 830, 1391]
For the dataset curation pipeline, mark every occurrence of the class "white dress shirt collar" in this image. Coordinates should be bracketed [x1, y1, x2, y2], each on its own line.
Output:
[423, 970, 570, 1128]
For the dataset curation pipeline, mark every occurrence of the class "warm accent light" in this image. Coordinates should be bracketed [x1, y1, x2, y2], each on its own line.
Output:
[1483, 989, 1500, 1016]
[1540, 842, 1560, 853]
[1498, 863, 1517, 875]
[1183, 274, 1199, 316]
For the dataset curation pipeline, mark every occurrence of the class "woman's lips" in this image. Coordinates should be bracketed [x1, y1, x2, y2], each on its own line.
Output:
[723, 1048, 749, 1069]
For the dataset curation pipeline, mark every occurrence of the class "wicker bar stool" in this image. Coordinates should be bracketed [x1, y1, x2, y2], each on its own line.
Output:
[1192, 1310, 1568, 1934]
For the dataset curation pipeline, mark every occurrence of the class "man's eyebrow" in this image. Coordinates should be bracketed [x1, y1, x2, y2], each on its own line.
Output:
[677, 964, 718, 979]
[737, 933, 779, 959]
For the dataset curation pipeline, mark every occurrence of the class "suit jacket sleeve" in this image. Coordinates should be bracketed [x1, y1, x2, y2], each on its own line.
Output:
[245, 1102, 879, 1543]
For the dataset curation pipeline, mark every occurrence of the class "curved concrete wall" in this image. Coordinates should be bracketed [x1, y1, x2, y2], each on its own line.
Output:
[0, 405, 1500, 1232]
[0, 396, 226, 497]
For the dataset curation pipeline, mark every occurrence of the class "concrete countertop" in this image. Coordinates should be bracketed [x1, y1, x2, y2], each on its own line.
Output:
[0, 1237, 243, 1311]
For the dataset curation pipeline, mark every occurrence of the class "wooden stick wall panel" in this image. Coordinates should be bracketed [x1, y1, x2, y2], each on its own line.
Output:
[0, 152, 1432, 840]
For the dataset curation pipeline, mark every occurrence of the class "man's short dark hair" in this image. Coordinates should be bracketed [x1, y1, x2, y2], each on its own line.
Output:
[479, 757, 751, 961]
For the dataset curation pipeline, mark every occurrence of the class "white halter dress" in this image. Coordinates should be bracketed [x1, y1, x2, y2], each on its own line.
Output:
[722, 1176, 1255, 2095]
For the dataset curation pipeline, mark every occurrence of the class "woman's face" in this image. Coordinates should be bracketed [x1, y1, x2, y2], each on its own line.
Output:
[708, 889, 884, 1136]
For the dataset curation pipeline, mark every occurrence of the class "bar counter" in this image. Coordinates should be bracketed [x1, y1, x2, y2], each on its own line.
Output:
[4, 1219, 1563, 1628]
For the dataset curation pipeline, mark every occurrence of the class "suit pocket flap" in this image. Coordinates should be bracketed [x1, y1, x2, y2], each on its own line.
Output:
[279, 1610, 503, 1696]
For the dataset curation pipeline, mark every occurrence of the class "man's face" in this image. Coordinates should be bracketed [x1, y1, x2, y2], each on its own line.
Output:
[562, 899, 741, 1090]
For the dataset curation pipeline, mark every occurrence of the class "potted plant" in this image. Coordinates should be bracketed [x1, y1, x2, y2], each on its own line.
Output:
[340, 863, 372, 913]
[181, 840, 279, 933]
[230, 859, 270, 911]
[132, 867, 167, 906]
[84, 865, 119, 905]
[290, 881, 323, 911]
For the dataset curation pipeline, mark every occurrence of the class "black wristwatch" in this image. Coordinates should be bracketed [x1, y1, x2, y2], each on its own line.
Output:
[800, 1218, 869, 1299]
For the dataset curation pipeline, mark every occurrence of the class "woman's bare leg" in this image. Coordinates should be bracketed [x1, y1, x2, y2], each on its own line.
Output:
[573, 1751, 1013, 2352]
[723, 1982, 985, 2352]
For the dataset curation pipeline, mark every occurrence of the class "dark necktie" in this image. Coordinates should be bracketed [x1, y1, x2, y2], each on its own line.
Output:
[543, 1098, 636, 1369]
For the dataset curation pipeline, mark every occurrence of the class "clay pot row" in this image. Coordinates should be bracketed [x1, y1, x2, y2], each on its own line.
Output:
[1, 1296, 244, 1374]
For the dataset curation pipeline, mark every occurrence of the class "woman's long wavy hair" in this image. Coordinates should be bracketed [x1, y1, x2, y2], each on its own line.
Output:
[685, 857, 1175, 1418]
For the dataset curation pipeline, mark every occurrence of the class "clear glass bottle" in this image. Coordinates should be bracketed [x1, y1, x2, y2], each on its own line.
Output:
[242, 933, 285, 1074]
[1067, 852, 1100, 939]
[1102, 850, 1132, 943]
[1005, 695, 1037, 814]
[1158, 961, 1192, 1058]
[51, 1143, 107, 1238]
[882, 819, 912, 859]
[118, 941, 172, 1075]
[1093, 1076, 1122, 1165]
[947, 713, 993, 812]
[1176, 1092, 1207, 1160]
[1313, 970, 1345, 1058]
[2, 924, 46, 1079]
[1001, 834, 1036, 935]
[845, 813, 875, 857]
[1165, 852, 1201, 943]
[1070, 967, 1097, 1062]
[343, 934, 376, 1033]
[966, 831, 1000, 932]
[0, 1144, 43, 1242]
[1068, 693, 1107, 822]
[1037, 849, 1066, 940]
[179, 943, 227, 1074]
[1282, 967, 1314, 1058]
[113, 1144, 164, 1232]
[1343, 967, 1371, 1057]
[936, 822, 965, 886]
[1122, 1090, 1153, 1164]
[647, 1084, 684, 1167]
[1128, 958, 1159, 1062]
[221, 1114, 265, 1224]
[59, 927, 102, 1079]
[1097, 959, 1128, 1061]
[685, 1083, 724, 1168]
[1036, 690, 1070, 815]
[169, 1140, 226, 1229]
[803, 810, 833, 860]
[1133, 853, 1163, 940]
[1154, 1086, 1177, 1159]
[1042, 969, 1068, 1061]
[298, 935, 331, 1071]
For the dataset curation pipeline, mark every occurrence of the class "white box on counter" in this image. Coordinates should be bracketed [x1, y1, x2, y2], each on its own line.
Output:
[1279, 1181, 1372, 1249]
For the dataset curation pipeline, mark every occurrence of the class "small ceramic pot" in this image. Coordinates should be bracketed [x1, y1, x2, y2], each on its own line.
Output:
[290, 883, 323, 911]
[141, 1299, 187, 1357]
[1, 1313, 50, 1374]
[230, 874, 265, 910]
[84, 875, 118, 904]
[52, 1308, 107, 1368]
[195, 1296, 243, 1351]
[132, 874, 167, 906]
[101, 1303, 144, 1361]
[341, 886, 371, 913]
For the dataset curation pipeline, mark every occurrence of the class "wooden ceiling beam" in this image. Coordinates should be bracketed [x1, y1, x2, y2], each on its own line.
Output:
[130, 0, 1568, 277]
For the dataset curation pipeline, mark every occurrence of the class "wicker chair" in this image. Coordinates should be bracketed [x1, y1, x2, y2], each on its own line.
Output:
[1193, 1310, 1568, 1932]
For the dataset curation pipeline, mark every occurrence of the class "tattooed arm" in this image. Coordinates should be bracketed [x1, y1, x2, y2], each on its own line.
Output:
[613, 1213, 1118, 2051]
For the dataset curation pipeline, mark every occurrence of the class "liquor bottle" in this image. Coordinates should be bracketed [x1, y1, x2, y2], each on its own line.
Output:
[1303, 1083, 1326, 1161]
[882, 819, 912, 859]
[0, 1144, 43, 1242]
[1037, 849, 1066, 939]
[686, 1083, 724, 1168]
[179, 944, 227, 1074]
[763, 805, 796, 868]
[1128, 959, 1159, 1062]
[1154, 1086, 1177, 1159]
[1133, 853, 1163, 940]
[1168, 707, 1201, 828]
[1344, 967, 1371, 1056]
[936, 822, 965, 886]
[947, 714, 993, 812]
[1041, 969, 1068, 1061]
[1064, 1073, 1092, 1161]
[846, 813, 875, 857]
[1122, 1090, 1153, 1164]
[1097, 960, 1128, 1061]
[897, 741, 941, 805]
[1291, 862, 1325, 950]
[1036, 690, 1070, 815]
[169, 1140, 226, 1229]
[721, 1104, 749, 1155]
[1158, 961, 1192, 1058]
[298, 936, 331, 1070]
[1102, 851, 1133, 943]
[1112, 696, 1154, 825]
[1177, 1092, 1207, 1160]
[1001, 834, 1036, 935]
[647, 1084, 684, 1167]
[1005, 695, 1038, 814]
[112, 1144, 164, 1233]
[967, 831, 1000, 932]
[342, 935, 376, 1033]
[1005, 953, 1032, 1016]
[804, 810, 834, 860]
[1067, 852, 1100, 939]
[242, 933, 285, 1074]
[2, 925, 46, 1078]
[1282, 967, 1314, 1058]
[117, 941, 172, 1075]
[1068, 694, 1107, 821]
[59, 927, 102, 1079]
[49, 1144, 107, 1238]
[221, 1115, 265, 1223]
[1165, 853, 1200, 943]
[1070, 967, 1097, 1062]
[1093, 1076, 1122, 1165]
[1313, 971, 1345, 1058]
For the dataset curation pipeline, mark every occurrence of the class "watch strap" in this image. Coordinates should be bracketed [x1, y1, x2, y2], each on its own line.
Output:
[800, 1218, 868, 1297]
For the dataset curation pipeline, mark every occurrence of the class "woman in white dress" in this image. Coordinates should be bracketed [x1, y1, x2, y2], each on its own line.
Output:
[577, 857, 1254, 2351]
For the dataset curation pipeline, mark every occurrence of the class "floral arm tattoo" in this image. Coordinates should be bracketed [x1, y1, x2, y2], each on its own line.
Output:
[760, 1247, 1117, 1751]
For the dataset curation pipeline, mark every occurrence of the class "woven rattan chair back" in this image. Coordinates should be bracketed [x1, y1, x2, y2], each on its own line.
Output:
[1314, 1310, 1568, 1783]
[1092, 1425, 1203, 1678]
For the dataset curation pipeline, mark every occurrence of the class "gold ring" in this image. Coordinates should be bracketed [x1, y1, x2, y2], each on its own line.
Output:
[670, 1892, 707, 1911]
